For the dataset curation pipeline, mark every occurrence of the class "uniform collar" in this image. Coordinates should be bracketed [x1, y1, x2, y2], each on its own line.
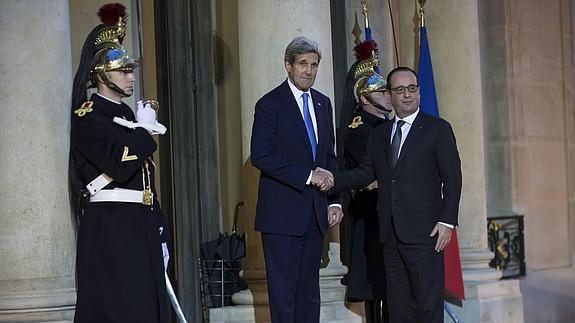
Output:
[96, 93, 122, 105]
[90, 93, 135, 121]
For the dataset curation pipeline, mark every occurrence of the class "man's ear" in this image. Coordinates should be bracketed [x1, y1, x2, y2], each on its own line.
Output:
[359, 94, 369, 106]
[284, 61, 291, 73]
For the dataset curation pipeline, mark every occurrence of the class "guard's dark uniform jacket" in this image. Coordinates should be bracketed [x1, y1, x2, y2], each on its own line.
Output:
[343, 108, 387, 301]
[71, 93, 169, 323]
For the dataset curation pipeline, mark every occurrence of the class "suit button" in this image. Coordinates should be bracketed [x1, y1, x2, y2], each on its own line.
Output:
[391, 179, 396, 183]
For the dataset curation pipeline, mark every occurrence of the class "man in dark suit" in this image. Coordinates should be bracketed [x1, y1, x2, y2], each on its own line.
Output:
[250, 36, 343, 323]
[334, 66, 462, 323]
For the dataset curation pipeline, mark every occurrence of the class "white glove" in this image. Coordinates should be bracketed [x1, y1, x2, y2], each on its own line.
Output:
[113, 117, 168, 135]
[162, 242, 169, 271]
[136, 100, 157, 125]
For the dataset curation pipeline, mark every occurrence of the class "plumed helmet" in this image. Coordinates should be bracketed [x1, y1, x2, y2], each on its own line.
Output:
[89, 3, 137, 92]
[72, 3, 137, 101]
[352, 40, 387, 101]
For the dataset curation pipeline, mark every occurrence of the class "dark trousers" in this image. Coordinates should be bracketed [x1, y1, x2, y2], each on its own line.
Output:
[382, 227, 444, 323]
[261, 214, 324, 323]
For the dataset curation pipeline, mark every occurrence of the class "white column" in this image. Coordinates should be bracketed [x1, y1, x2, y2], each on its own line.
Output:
[210, 0, 359, 322]
[238, 1, 335, 157]
[0, 1, 76, 321]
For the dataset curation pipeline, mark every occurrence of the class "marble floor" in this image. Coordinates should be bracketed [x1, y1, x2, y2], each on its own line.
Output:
[344, 263, 575, 323]
[520, 263, 575, 323]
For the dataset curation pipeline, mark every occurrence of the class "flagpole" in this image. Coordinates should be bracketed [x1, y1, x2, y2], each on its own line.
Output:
[416, 0, 466, 315]
[361, 0, 370, 29]
[387, 0, 400, 67]
[361, 0, 380, 73]
[360, 0, 372, 41]
[419, 0, 427, 28]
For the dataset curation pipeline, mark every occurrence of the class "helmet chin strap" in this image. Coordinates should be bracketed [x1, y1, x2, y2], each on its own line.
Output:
[97, 70, 132, 98]
[365, 95, 392, 112]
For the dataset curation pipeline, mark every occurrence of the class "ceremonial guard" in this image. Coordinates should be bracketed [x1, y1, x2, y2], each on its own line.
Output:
[341, 40, 391, 323]
[68, 4, 170, 322]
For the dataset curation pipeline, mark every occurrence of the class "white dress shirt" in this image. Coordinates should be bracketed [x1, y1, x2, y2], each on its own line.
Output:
[286, 78, 318, 186]
[390, 109, 419, 156]
[287, 78, 318, 143]
[286, 79, 341, 210]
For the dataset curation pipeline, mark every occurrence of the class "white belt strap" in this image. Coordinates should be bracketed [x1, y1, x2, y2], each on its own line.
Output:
[90, 189, 149, 204]
[86, 174, 113, 196]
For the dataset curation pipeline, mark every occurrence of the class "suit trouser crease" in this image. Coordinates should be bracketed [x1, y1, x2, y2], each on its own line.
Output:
[382, 224, 444, 323]
[262, 213, 323, 323]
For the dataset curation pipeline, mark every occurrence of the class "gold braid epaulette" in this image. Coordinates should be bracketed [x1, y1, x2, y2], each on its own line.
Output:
[74, 101, 94, 118]
[348, 116, 364, 129]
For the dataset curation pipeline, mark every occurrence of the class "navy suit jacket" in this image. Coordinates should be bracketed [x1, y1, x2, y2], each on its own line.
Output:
[251, 80, 340, 236]
[334, 111, 462, 244]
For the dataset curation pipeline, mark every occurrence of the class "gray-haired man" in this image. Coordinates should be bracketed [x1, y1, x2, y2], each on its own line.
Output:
[251, 36, 342, 322]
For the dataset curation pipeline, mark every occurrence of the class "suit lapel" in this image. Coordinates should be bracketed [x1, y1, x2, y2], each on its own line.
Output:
[394, 112, 426, 169]
[380, 121, 393, 172]
[279, 81, 315, 158]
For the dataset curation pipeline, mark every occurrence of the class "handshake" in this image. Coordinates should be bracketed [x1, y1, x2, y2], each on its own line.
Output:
[311, 167, 334, 192]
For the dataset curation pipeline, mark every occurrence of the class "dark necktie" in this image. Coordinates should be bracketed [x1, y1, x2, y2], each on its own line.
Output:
[390, 120, 405, 168]
[302, 93, 317, 160]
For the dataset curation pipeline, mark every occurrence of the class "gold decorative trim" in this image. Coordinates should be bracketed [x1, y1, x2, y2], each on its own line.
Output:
[121, 146, 138, 162]
[142, 161, 153, 208]
[94, 16, 126, 50]
[74, 101, 94, 118]
[354, 55, 379, 80]
[348, 116, 364, 129]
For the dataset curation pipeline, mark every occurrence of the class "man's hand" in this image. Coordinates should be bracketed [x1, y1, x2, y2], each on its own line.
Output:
[136, 100, 157, 124]
[430, 223, 453, 252]
[328, 205, 344, 227]
[365, 180, 378, 191]
[311, 167, 334, 191]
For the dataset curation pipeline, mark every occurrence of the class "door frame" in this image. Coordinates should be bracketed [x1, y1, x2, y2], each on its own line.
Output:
[154, 0, 221, 320]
